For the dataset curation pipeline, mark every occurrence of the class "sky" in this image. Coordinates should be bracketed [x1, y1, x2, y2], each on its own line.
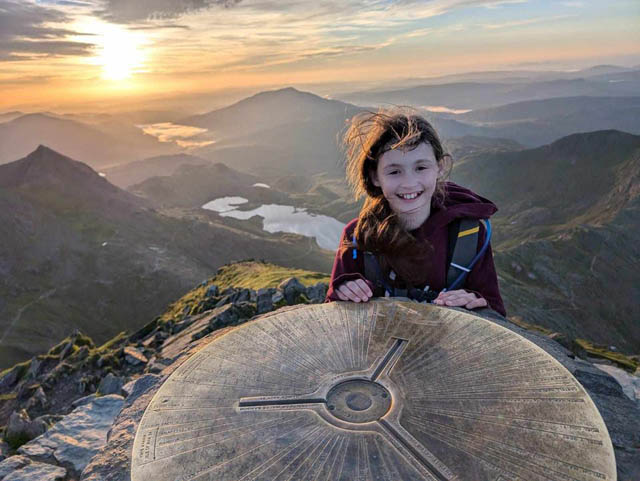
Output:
[1, 0, 639, 111]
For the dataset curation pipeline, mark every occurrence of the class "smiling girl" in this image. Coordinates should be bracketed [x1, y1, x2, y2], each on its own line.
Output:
[325, 110, 505, 316]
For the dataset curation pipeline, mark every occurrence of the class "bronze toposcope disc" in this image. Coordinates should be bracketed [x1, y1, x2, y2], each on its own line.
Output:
[131, 300, 616, 481]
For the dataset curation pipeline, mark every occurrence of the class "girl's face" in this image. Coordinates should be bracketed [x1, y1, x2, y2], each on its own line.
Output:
[370, 142, 441, 230]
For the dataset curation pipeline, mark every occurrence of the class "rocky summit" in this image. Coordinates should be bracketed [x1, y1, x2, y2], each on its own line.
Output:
[0, 262, 638, 480]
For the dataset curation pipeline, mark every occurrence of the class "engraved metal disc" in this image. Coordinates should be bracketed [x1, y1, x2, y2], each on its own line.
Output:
[132, 300, 617, 481]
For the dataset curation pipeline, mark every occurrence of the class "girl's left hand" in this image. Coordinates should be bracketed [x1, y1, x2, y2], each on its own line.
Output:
[434, 290, 487, 310]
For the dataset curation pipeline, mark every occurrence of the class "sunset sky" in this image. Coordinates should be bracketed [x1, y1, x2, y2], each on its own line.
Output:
[1, 0, 639, 111]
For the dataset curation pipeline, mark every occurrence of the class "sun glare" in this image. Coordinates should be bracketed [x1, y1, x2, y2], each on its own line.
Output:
[97, 26, 146, 81]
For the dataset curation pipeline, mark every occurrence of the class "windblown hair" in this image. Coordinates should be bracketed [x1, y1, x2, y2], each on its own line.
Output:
[342, 109, 452, 261]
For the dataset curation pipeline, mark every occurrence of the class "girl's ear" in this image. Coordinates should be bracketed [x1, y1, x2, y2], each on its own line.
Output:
[369, 169, 380, 187]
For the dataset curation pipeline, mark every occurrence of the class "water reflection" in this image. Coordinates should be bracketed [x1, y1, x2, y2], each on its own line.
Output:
[202, 196, 344, 250]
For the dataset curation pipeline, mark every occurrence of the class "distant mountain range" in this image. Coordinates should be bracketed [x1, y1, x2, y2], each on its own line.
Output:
[338, 69, 640, 110]
[451, 130, 640, 353]
[0, 113, 176, 168]
[0, 146, 333, 368]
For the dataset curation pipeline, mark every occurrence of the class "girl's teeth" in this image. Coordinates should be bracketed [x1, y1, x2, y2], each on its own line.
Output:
[399, 192, 420, 200]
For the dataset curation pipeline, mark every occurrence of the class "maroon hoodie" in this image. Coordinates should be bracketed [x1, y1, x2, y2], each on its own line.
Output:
[325, 182, 506, 316]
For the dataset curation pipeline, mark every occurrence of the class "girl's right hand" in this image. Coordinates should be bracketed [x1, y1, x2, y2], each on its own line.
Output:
[336, 279, 373, 303]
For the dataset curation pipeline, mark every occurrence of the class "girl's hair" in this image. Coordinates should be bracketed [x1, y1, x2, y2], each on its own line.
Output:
[342, 109, 452, 261]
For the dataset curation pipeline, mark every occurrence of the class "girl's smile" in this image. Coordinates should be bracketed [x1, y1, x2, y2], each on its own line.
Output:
[370, 142, 441, 229]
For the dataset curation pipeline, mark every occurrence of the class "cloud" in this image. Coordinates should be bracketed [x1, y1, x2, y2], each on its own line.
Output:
[481, 14, 577, 30]
[0, 0, 93, 60]
[95, 0, 242, 23]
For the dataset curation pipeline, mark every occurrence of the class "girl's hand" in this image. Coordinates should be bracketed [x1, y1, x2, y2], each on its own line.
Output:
[434, 290, 487, 310]
[336, 279, 373, 303]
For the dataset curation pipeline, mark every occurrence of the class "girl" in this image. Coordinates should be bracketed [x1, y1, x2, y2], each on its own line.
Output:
[325, 110, 505, 316]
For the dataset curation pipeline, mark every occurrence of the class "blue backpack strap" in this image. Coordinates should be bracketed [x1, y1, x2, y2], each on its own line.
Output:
[446, 218, 480, 289]
[446, 219, 492, 291]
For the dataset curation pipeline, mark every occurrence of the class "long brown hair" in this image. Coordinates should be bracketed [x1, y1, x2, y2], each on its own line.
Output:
[342, 109, 452, 262]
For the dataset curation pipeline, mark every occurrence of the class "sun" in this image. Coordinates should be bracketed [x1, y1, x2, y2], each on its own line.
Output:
[99, 27, 146, 81]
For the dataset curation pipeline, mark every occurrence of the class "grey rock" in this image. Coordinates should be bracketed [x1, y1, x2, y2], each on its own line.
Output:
[215, 295, 231, 308]
[256, 288, 274, 314]
[271, 290, 284, 305]
[278, 277, 305, 304]
[205, 285, 219, 298]
[595, 364, 640, 406]
[80, 375, 163, 481]
[208, 304, 238, 330]
[0, 455, 31, 478]
[72, 394, 98, 409]
[0, 364, 21, 390]
[306, 283, 327, 303]
[123, 347, 147, 366]
[26, 357, 43, 379]
[18, 395, 125, 476]
[230, 288, 251, 303]
[8, 460, 67, 480]
[59, 341, 74, 360]
[121, 379, 136, 398]
[25, 386, 48, 410]
[98, 373, 124, 395]
[6, 410, 48, 447]
[0, 455, 67, 480]
[0, 441, 9, 462]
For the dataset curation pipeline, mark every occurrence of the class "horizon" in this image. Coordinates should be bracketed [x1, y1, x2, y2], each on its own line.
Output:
[1, 0, 639, 112]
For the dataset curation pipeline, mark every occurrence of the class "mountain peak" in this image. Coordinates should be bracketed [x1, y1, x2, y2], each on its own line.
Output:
[0, 145, 106, 189]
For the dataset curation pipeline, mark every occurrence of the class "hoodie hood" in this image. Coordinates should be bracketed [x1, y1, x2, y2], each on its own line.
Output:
[418, 181, 498, 235]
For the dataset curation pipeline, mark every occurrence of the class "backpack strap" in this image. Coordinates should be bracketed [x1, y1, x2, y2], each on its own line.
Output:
[363, 251, 392, 296]
[446, 218, 480, 289]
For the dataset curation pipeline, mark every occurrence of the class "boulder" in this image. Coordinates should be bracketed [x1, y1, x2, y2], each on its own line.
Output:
[256, 288, 274, 314]
[18, 394, 124, 476]
[205, 285, 219, 298]
[306, 283, 327, 303]
[0, 441, 9, 462]
[5, 409, 47, 448]
[0, 455, 31, 478]
[0, 455, 66, 480]
[25, 386, 48, 410]
[278, 277, 305, 304]
[123, 347, 147, 366]
[26, 357, 43, 379]
[208, 304, 238, 330]
[71, 394, 98, 409]
[595, 363, 640, 406]
[80, 375, 163, 481]
[98, 373, 125, 395]
[0, 364, 21, 391]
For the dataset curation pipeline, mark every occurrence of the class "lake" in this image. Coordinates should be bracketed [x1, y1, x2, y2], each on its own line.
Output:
[202, 197, 345, 250]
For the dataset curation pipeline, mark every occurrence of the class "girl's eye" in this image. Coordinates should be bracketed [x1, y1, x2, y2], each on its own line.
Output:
[417, 165, 429, 171]
[387, 170, 399, 175]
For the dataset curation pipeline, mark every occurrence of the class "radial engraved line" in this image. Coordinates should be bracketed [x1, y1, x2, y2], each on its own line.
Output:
[402, 322, 486, 374]
[315, 435, 346, 481]
[236, 326, 322, 377]
[311, 306, 349, 371]
[338, 303, 357, 370]
[289, 432, 338, 481]
[274, 312, 334, 374]
[372, 338, 408, 381]
[185, 421, 321, 481]
[378, 419, 449, 481]
[271, 428, 331, 481]
[410, 417, 593, 480]
[237, 426, 328, 481]
[262, 314, 330, 375]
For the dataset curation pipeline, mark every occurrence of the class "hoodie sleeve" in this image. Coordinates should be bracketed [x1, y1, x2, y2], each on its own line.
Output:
[464, 222, 506, 316]
[325, 221, 372, 302]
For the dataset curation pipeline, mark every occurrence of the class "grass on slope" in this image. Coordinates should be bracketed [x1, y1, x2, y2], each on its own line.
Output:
[160, 261, 330, 323]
